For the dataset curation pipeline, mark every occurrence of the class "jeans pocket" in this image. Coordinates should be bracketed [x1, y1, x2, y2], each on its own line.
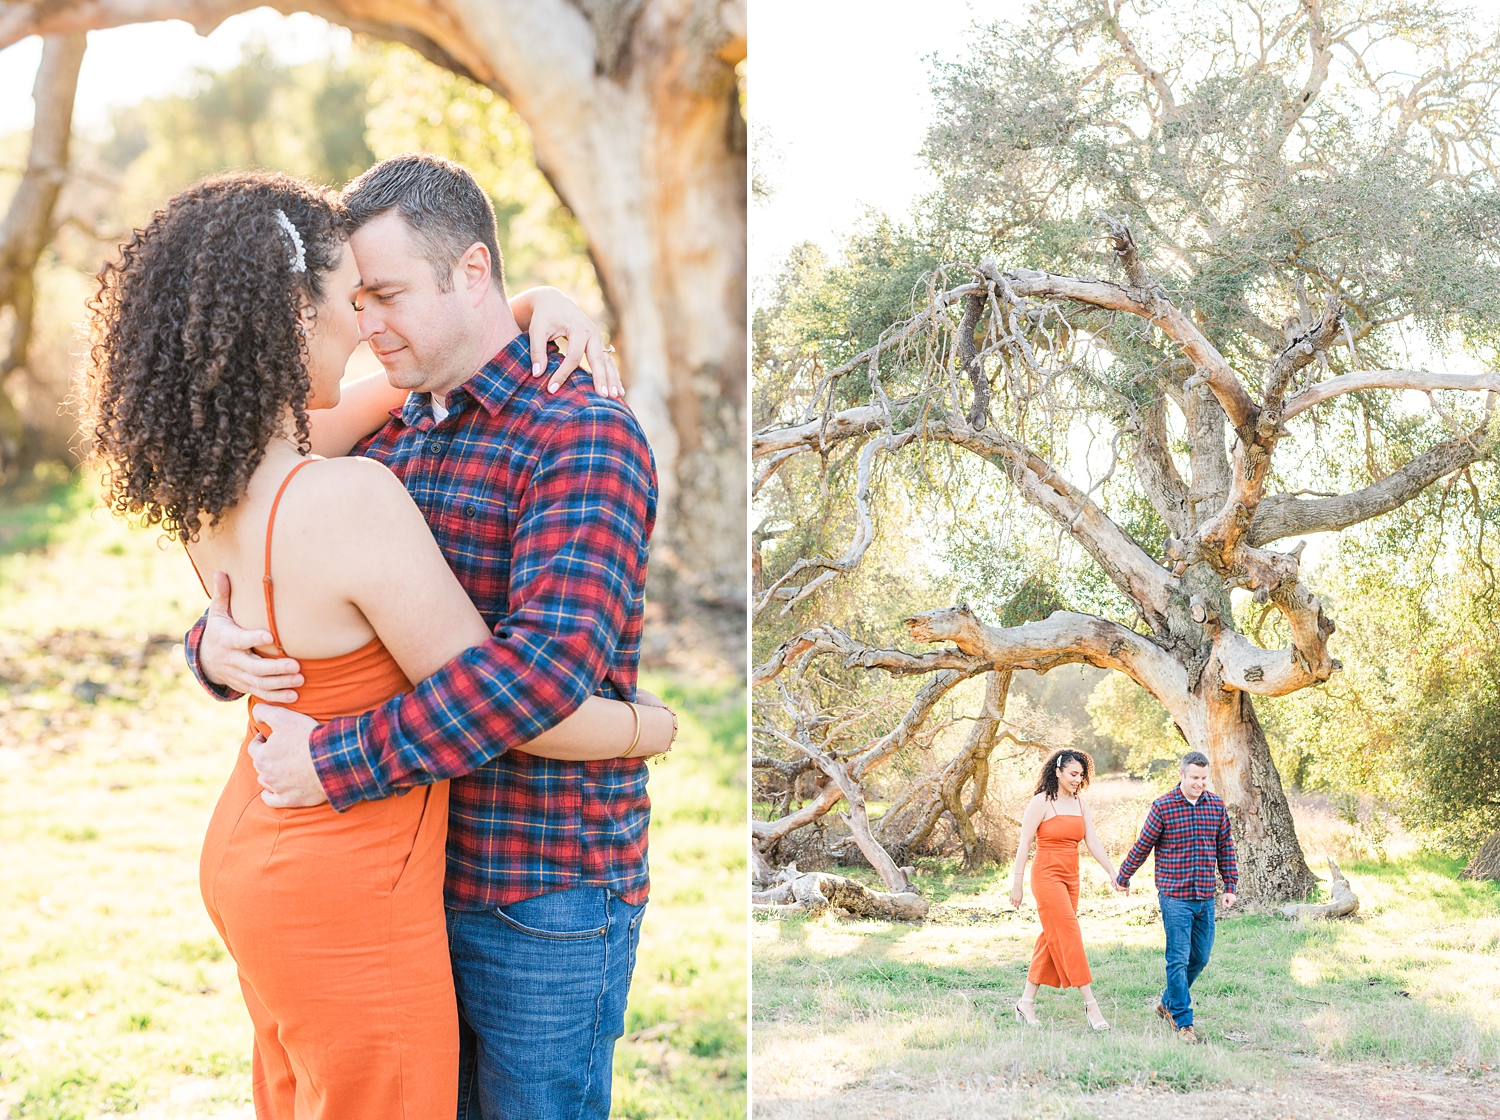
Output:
[492, 905, 608, 942]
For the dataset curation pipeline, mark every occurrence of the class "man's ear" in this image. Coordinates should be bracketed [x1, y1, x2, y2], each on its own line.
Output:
[458, 242, 492, 307]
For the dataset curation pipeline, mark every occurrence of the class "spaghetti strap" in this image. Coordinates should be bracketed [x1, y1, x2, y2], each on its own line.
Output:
[262, 459, 318, 656]
[185, 548, 211, 598]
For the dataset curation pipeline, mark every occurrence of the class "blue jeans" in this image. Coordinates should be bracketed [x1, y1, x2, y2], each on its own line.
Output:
[1159, 894, 1215, 1028]
[448, 887, 645, 1120]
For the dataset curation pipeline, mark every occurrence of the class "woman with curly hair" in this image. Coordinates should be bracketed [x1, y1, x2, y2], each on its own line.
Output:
[85, 171, 673, 1118]
[1007, 747, 1123, 1030]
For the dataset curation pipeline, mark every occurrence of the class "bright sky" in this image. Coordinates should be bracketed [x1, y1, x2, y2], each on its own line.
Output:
[750, 0, 998, 297]
[0, 10, 348, 136]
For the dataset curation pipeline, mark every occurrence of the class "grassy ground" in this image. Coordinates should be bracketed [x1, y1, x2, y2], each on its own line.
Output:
[0, 470, 746, 1119]
[753, 790, 1500, 1117]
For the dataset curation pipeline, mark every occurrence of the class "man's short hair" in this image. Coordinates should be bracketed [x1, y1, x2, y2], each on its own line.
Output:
[1181, 751, 1211, 770]
[342, 154, 505, 294]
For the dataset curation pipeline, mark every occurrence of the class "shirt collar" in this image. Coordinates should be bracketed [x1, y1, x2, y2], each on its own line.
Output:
[1173, 785, 1213, 807]
[457, 333, 536, 418]
[394, 332, 536, 429]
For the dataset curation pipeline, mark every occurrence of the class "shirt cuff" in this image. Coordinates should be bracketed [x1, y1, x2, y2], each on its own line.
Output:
[183, 615, 244, 703]
[309, 713, 388, 812]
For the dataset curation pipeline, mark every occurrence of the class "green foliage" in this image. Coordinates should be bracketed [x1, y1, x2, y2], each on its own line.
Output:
[107, 40, 375, 196]
[1388, 651, 1500, 850]
[1254, 511, 1500, 853]
[1086, 670, 1183, 776]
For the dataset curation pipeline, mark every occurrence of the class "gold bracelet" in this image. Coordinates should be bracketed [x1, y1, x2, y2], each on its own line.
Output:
[619, 701, 642, 758]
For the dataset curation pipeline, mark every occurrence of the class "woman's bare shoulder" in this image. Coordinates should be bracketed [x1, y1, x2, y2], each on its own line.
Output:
[280, 456, 426, 545]
[296, 456, 413, 511]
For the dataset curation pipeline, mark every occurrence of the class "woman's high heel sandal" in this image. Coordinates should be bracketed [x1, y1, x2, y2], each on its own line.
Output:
[1013, 998, 1039, 1027]
[1083, 999, 1110, 1032]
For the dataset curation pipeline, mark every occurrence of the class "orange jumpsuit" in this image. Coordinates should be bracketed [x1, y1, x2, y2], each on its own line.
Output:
[195, 461, 457, 1119]
[1027, 812, 1093, 989]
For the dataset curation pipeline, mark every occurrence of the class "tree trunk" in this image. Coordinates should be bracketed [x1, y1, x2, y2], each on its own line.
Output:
[942, 669, 1008, 870]
[1198, 686, 1317, 903]
[1462, 831, 1500, 881]
[0, 31, 85, 475]
[0, 1, 747, 614]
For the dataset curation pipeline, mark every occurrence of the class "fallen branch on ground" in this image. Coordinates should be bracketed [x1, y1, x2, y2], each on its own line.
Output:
[1279, 857, 1358, 920]
[750, 863, 929, 921]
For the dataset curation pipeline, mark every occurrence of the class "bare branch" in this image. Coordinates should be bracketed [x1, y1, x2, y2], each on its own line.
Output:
[751, 667, 976, 843]
[998, 266, 1258, 429]
[1128, 392, 1194, 539]
[752, 401, 898, 458]
[753, 426, 916, 618]
[1282, 370, 1500, 422]
[902, 604, 1192, 728]
[1247, 426, 1493, 545]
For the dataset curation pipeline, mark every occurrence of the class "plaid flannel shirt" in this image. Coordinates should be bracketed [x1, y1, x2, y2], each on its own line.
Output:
[1115, 786, 1238, 900]
[184, 336, 657, 908]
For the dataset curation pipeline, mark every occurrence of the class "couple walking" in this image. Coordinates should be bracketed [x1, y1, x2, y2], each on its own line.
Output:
[86, 156, 670, 1117]
[1008, 749, 1237, 1042]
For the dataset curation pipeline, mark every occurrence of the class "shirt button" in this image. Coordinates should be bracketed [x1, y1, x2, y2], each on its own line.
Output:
[426, 441, 442, 455]
[464, 504, 478, 517]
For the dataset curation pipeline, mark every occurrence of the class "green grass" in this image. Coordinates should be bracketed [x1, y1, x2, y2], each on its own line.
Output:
[752, 853, 1500, 1110]
[0, 474, 746, 1118]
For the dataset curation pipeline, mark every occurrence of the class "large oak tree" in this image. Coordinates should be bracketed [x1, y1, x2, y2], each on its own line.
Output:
[753, 0, 1500, 903]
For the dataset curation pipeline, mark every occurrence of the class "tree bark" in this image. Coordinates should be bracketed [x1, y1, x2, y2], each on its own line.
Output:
[1197, 684, 1317, 902]
[1462, 831, 1500, 881]
[0, 31, 86, 473]
[0, 1, 746, 612]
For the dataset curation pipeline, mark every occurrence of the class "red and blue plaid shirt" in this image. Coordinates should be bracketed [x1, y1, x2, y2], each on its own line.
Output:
[1116, 786, 1237, 900]
[185, 336, 656, 908]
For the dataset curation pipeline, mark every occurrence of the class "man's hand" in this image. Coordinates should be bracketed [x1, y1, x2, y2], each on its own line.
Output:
[1114, 880, 1130, 895]
[1221, 892, 1237, 910]
[524, 287, 625, 398]
[202, 572, 304, 702]
[249, 704, 327, 808]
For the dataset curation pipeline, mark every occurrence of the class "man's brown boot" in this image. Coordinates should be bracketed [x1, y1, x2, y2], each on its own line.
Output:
[1176, 1024, 1200, 1044]
[1155, 1002, 1177, 1029]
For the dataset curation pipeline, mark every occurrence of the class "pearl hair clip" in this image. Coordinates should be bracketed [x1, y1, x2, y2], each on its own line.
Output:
[274, 209, 306, 273]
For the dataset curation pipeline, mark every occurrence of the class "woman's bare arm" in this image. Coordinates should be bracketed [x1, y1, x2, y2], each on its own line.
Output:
[307, 371, 408, 458]
[1079, 798, 1116, 880]
[320, 458, 670, 758]
[307, 288, 622, 458]
[1009, 794, 1046, 905]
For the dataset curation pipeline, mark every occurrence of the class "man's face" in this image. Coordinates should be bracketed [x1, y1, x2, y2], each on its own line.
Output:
[1181, 763, 1210, 799]
[349, 211, 474, 392]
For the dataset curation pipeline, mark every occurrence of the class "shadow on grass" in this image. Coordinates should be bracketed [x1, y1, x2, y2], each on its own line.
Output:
[754, 854, 1500, 1095]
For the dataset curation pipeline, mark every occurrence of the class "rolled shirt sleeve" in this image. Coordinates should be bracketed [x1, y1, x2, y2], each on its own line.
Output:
[182, 611, 245, 703]
[1116, 802, 1164, 887]
[308, 404, 656, 810]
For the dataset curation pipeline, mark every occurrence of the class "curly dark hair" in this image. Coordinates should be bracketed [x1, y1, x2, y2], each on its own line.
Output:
[1034, 748, 1095, 800]
[86, 171, 347, 541]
